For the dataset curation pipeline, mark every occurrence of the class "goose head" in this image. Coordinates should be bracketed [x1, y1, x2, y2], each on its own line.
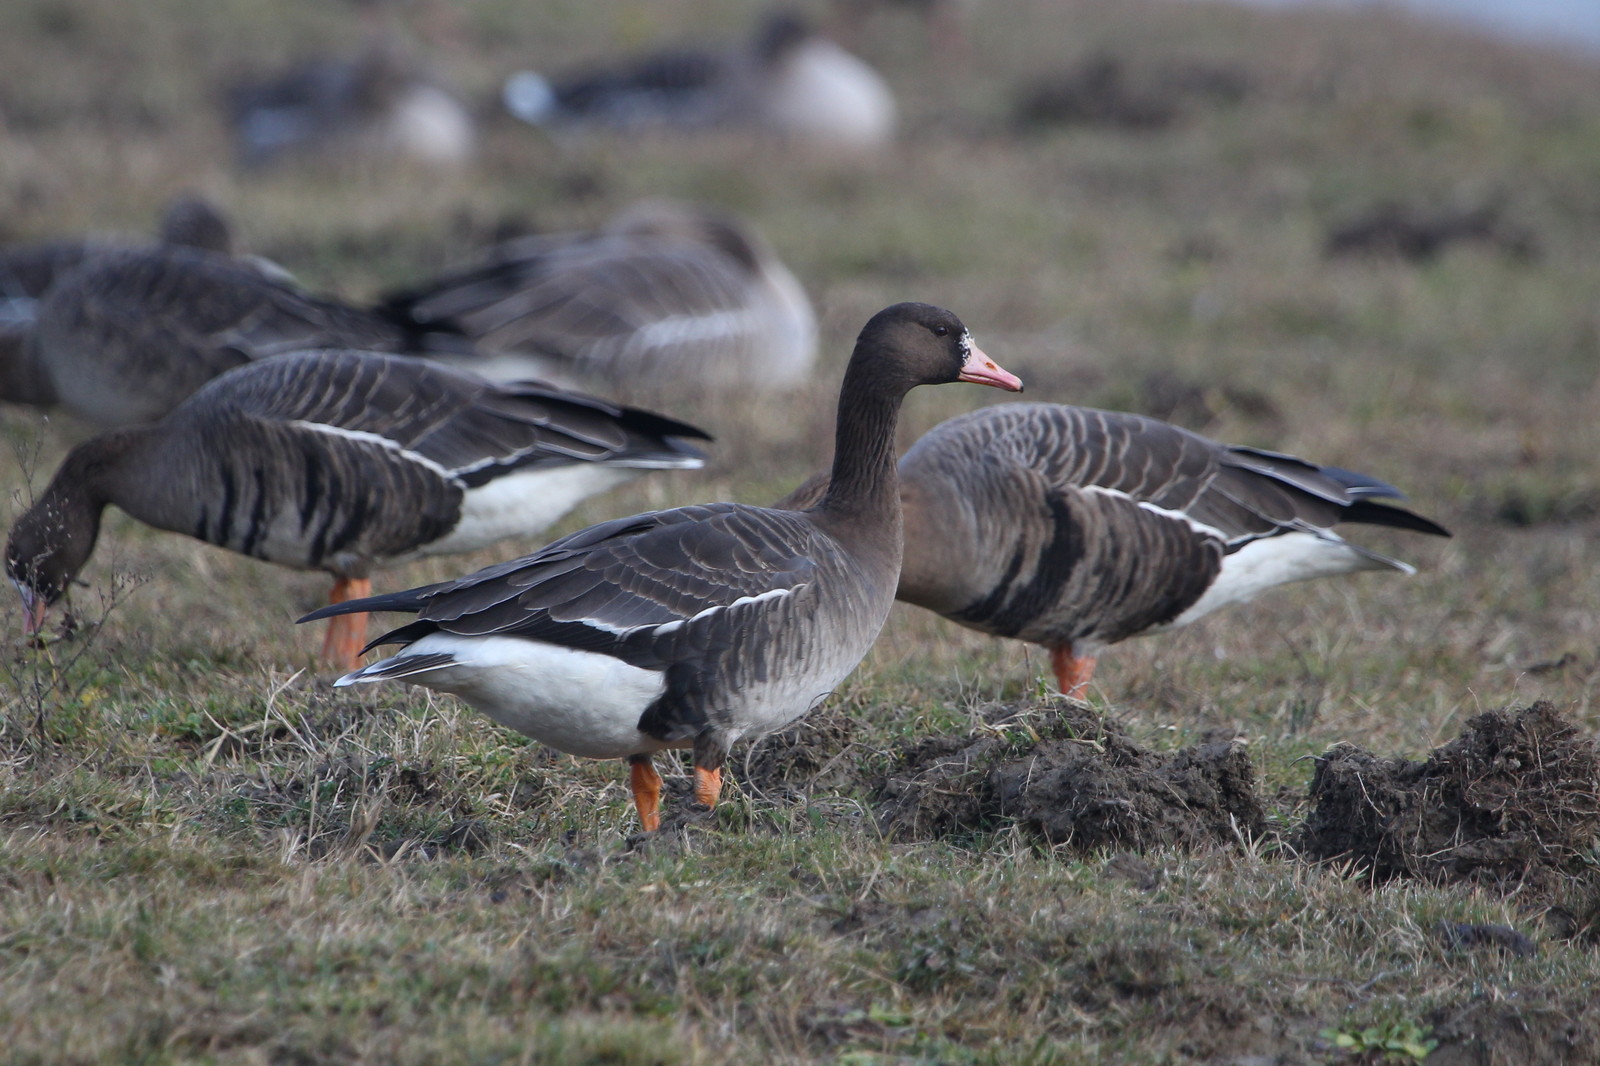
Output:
[850, 302, 1022, 395]
[6, 496, 99, 636]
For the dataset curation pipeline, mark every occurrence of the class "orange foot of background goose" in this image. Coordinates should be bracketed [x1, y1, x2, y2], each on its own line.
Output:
[320, 576, 372, 672]
[1051, 645, 1097, 701]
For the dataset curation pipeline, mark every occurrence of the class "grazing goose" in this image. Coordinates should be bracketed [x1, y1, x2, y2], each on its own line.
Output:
[779, 403, 1449, 698]
[5, 349, 709, 668]
[27, 244, 442, 427]
[504, 11, 896, 150]
[227, 36, 474, 168]
[0, 196, 242, 409]
[301, 303, 1023, 830]
[382, 200, 817, 394]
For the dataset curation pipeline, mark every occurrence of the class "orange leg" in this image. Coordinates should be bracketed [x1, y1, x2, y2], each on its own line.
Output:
[321, 576, 372, 672]
[629, 757, 663, 832]
[1050, 645, 1097, 700]
[693, 765, 723, 809]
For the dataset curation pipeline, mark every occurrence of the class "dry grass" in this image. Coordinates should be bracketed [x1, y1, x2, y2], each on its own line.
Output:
[3, 0, 1600, 1062]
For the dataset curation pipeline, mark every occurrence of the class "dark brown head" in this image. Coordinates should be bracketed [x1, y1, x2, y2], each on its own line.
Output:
[159, 195, 237, 255]
[847, 302, 1023, 396]
[6, 478, 105, 636]
[753, 10, 816, 65]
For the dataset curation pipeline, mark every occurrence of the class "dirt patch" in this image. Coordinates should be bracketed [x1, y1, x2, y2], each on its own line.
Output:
[873, 700, 1265, 851]
[1426, 996, 1600, 1066]
[1294, 702, 1600, 897]
[738, 702, 858, 797]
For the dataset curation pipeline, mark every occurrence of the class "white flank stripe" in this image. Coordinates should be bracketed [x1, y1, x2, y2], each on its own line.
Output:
[290, 420, 459, 483]
[1078, 484, 1232, 541]
[648, 584, 800, 637]
[635, 309, 757, 349]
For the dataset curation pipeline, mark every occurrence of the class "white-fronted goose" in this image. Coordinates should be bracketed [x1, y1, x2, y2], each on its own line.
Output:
[227, 37, 474, 168]
[0, 197, 242, 409]
[5, 349, 709, 667]
[382, 200, 817, 394]
[301, 303, 1023, 830]
[27, 244, 442, 427]
[503, 11, 896, 150]
[779, 402, 1449, 698]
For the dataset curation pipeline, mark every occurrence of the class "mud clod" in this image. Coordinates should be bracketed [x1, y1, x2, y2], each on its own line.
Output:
[1426, 997, 1599, 1066]
[1295, 702, 1600, 894]
[873, 700, 1264, 851]
[740, 703, 857, 796]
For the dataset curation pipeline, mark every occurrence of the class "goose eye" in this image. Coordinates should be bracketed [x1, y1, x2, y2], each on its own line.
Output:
[933, 325, 949, 337]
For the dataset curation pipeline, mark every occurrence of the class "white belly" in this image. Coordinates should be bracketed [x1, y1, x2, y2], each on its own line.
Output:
[1164, 530, 1393, 630]
[359, 633, 670, 760]
[423, 464, 643, 557]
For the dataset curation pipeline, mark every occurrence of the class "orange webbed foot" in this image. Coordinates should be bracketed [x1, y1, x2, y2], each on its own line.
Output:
[693, 765, 723, 809]
[1050, 645, 1097, 701]
[630, 758, 663, 832]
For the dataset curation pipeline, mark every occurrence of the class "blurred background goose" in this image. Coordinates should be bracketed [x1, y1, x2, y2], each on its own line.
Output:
[780, 402, 1449, 698]
[5, 348, 710, 667]
[302, 303, 1022, 831]
[503, 10, 896, 150]
[226, 35, 475, 168]
[24, 243, 457, 426]
[0, 196, 245, 410]
[382, 200, 817, 397]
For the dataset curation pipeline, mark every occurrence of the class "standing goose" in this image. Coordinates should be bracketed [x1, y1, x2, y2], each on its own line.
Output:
[382, 200, 817, 395]
[28, 244, 440, 427]
[5, 349, 710, 668]
[301, 303, 1023, 830]
[779, 403, 1449, 698]
[503, 11, 896, 150]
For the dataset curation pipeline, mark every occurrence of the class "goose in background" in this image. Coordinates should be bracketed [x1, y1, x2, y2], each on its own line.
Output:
[382, 200, 817, 396]
[0, 196, 247, 409]
[504, 10, 896, 151]
[302, 303, 1023, 831]
[24, 243, 457, 426]
[5, 349, 709, 668]
[831, 0, 972, 63]
[779, 402, 1449, 698]
[227, 36, 474, 168]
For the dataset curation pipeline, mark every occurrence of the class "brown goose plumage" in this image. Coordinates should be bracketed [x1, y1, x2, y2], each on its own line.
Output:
[28, 244, 433, 426]
[382, 201, 816, 396]
[780, 402, 1449, 697]
[0, 197, 240, 409]
[302, 303, 1023, 831]
[5, 349, 709, 667]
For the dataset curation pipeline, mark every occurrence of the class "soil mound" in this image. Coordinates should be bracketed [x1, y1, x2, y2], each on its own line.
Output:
[739, 703, 858, 797]
[1426, 996, 1598, 1066]
[873, 700, 1264, 851]
[1295, 702, 1600, 893]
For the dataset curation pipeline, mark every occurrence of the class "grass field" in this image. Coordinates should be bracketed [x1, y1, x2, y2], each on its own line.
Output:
[3, 1, 1600, 1062]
